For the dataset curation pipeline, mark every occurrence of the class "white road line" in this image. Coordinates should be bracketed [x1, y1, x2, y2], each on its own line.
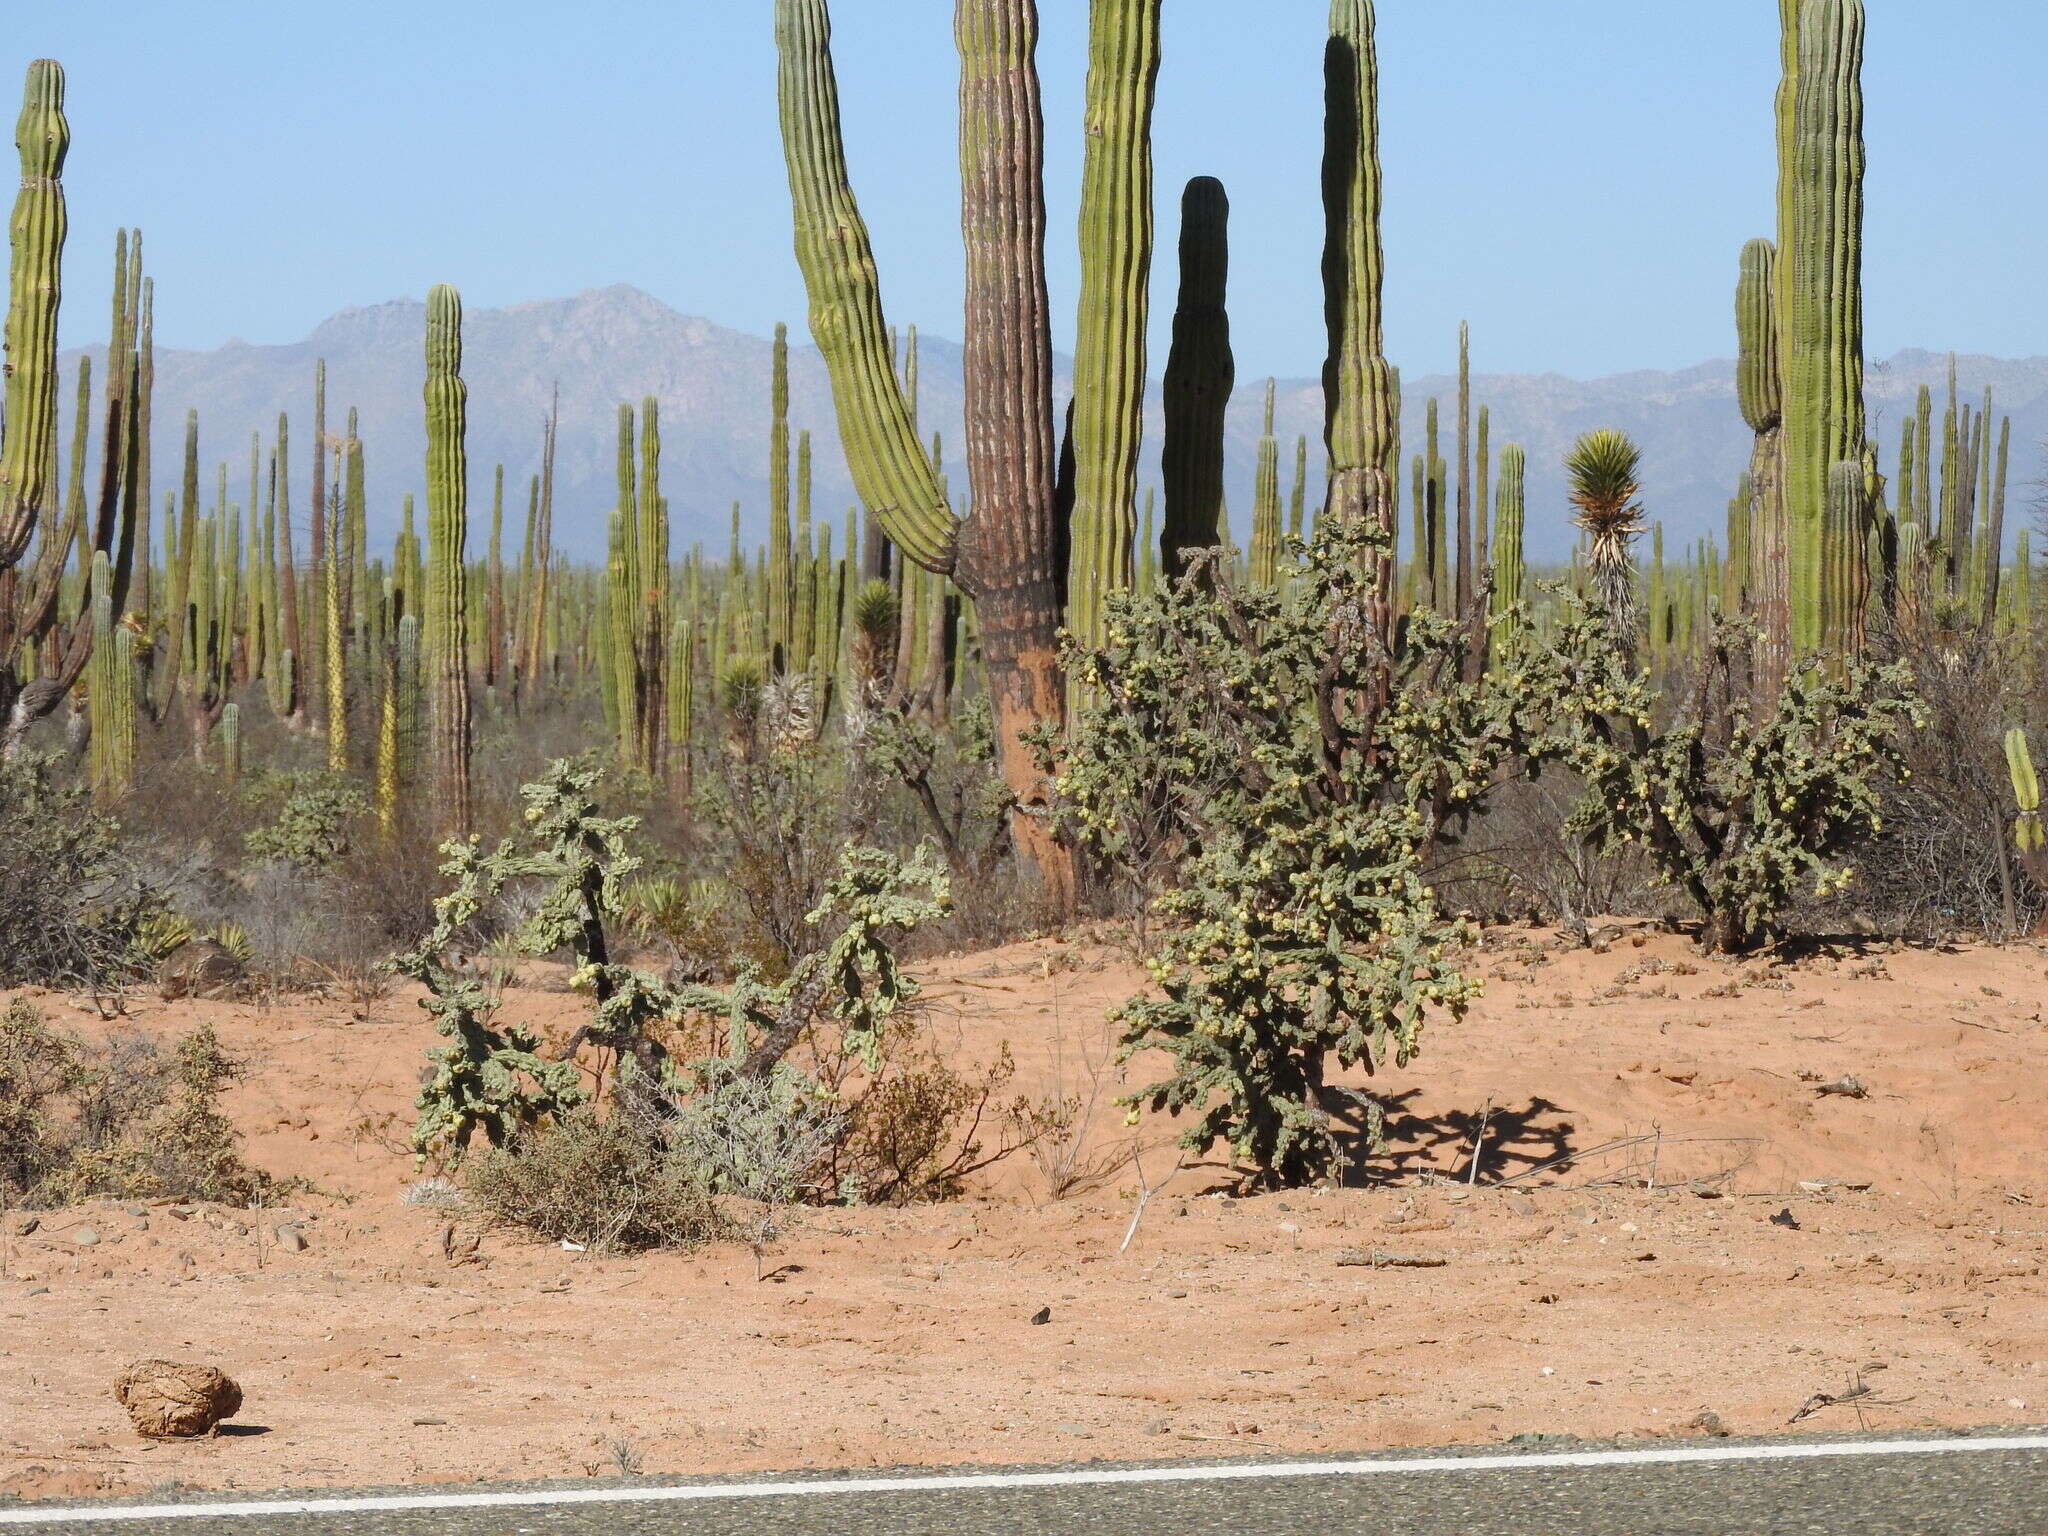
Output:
[4, 1435, 2046, 1525]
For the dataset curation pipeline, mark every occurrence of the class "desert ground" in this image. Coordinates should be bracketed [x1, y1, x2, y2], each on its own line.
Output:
[3, 922, 2044, 1504]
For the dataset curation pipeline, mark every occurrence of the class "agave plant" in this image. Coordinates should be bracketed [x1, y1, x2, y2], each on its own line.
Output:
[1565, 428, 1645, 649]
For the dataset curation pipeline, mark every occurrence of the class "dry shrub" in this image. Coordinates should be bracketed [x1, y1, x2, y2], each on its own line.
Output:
[1425, 767, 1663, 926]
[462, 1107, 730, 1253]
[821, 1042, 1073, 1206]
[0, 1000, 272, 1208]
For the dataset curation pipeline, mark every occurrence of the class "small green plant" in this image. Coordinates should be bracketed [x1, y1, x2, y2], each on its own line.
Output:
[1060, 513, 1560, 1187]
[243, 776, 371, 871]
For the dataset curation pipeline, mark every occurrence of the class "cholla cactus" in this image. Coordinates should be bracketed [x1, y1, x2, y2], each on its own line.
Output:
[1059, 511, 1554, 1186]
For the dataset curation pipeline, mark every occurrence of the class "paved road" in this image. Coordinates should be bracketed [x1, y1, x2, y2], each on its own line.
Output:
[3, 1430, 2045, 1535]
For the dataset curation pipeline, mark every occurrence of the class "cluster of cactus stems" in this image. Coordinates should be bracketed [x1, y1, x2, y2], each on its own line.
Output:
[11, 3, 2045, 888]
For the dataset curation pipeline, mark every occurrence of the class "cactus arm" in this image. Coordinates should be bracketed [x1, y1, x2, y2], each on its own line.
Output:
[1, 61, 67, 569]
[774, 0, 955, 574]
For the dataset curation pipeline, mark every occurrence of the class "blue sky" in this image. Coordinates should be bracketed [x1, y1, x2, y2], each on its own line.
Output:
[27, 1, 2048, 379]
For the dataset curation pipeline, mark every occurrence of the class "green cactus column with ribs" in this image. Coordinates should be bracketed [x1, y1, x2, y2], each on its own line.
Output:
[1063, 0, 1162, 655]
[423, 284, 472, 833]
[1321, 0, 1397, 616]
[1776, 0, 1868, 656]
[1, 61, 66, 576]
[1158, 174, 1232, 578]
[1247, 380, 1281, 588]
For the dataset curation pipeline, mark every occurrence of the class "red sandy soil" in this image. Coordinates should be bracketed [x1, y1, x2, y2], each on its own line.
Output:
[4, 923, 2046, 1502]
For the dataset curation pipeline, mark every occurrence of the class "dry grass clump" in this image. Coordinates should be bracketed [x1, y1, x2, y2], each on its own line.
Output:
[0, 1000, 274, 1209]
[461, 1108, 731, 1253]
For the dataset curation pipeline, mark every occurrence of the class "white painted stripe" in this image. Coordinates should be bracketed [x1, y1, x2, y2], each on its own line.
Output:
[4, 1435, 2045, 1525]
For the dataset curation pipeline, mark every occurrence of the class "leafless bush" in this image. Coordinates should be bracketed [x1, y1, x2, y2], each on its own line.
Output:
[462, 1107, 731, 1253]
[1425, 767, 1663, 926]
[0, 1001, 273, 1208]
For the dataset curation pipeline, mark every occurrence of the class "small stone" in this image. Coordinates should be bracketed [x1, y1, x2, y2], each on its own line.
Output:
[1504, 1196, 1537, 1216]
[275, 1225, 308, 1253]
[124, 1204, 149, 1218]
[71, 1227, 101, 1248]
[1165, 1290, 1188, 1299]
[14, 1216, 37, 1237]
[1142, 1418, 1170, 1435]
[1029, 1306, 1051, 1325]
[27, 1287, 50, 1297]
[1056, 1421, 1090, 1437]
[1688, 1410, 1729, 1437]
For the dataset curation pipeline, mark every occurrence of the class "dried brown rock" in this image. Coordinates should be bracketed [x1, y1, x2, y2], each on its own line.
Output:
[112, 1360, 242, 1438]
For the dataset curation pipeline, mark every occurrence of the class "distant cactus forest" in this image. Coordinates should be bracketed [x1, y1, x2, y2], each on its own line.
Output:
[2, 2, 2043, 1189]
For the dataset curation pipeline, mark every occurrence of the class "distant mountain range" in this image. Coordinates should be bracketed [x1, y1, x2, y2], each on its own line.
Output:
[60, 283, 2048, 563]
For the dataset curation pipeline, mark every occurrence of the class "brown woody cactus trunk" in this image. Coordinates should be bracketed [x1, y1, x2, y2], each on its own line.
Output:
[955, 0, 1075, 914]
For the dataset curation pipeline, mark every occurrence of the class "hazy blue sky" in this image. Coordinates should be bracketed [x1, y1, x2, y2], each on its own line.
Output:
[27, 1, 2048, 379]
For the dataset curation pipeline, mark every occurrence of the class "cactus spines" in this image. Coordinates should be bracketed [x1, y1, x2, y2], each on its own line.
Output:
[423, 283, 472, 833]
[1064, 0, 1163, 656]
[1321, 0, 1396, 600]
[1, 61, 67, 571]
[1158, 174, 1232, 577]
[1778, 0, 1868, 656]
[775, 0, 954, 574]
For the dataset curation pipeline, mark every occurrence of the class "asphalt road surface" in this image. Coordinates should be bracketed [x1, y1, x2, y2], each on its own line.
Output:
[3, 1429, 2045, 1535]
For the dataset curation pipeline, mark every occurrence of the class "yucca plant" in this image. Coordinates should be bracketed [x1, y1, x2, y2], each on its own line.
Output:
[1565, 428, 1646, 650]
[847, 579, 898, 698]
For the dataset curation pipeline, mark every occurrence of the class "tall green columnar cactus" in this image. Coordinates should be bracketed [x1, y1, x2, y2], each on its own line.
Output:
[604, 507, 636, 767]
[1454, 321, 1473, 622]
[1288, 436, 1308, 546]
[86, 552, 134, 799]
[768, 322, 794, 667]
[423, 284, 472, 833]
[635, 397, 669, 771]
[1064, 0, 1163, 656]
[1321, 1, 1397, 603]
[483, 464, 505, 690]
[324, 475, 348, 772]
[274, 413, 303, 726]
[1487, 442, 1526, 655]
[1158, 175, 1232, 577]
[1776, 0, 1868, 656]
[793, 427, 815, 671]
[1248, 380, 1281, 588]
[154, 409, 200, 711]
[1978, 414, 2010, 623]
[0, 61, 66, 577]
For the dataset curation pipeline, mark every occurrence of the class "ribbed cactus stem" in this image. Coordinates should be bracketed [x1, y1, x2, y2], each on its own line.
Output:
[1158, 175, 1232, 576]
[1064, 0, 1163, 657]
[2007, 728, 2043, 855]
[768, 322, 794, 666]
[1488, 442, 1526, 652]
[1778, 0, 1868, 655]
[1, 61, 67, 571]
[774, 0, 954, 573]
[636, 396, 668, 771]
[422, 283, 472, 833]
[1321, 0, 1396, 596]
[220, 701, 241, 784]
[1248, 380, 1281, 588]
